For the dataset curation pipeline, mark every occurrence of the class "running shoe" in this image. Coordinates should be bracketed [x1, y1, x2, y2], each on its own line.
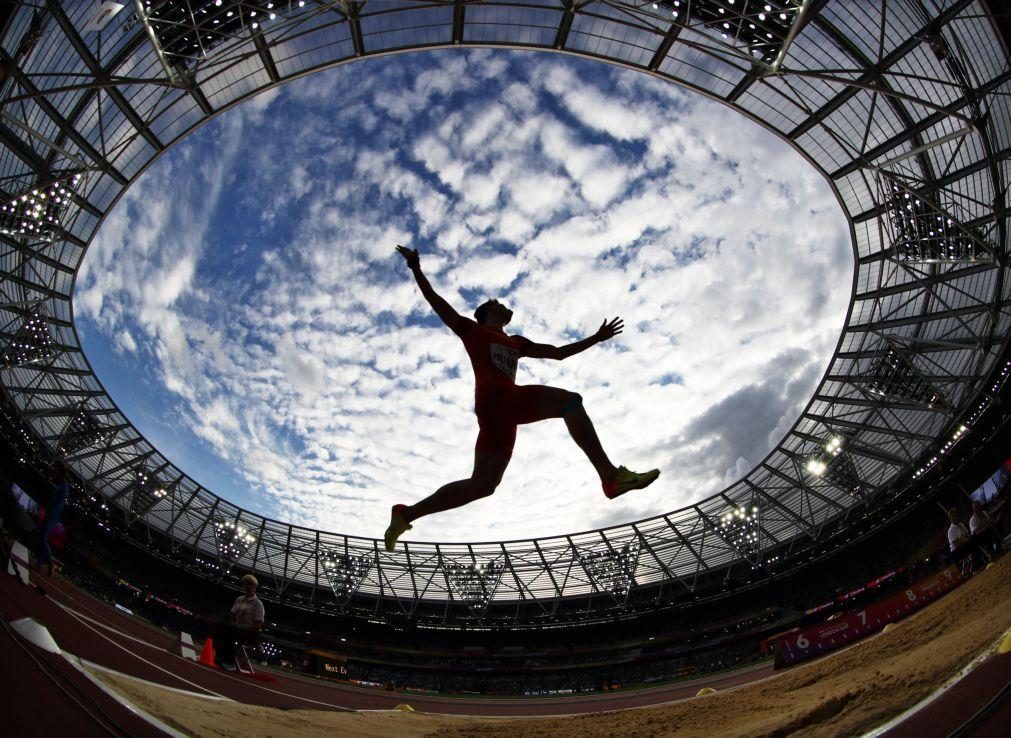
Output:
[603, 466, 660, 499]
[384, 504, 413, 552]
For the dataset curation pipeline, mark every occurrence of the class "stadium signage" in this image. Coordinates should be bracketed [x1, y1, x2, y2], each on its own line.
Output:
[771, 565, 962, 667]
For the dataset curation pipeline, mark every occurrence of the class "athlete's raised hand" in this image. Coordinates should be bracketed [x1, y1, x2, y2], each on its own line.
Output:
[595, 317, 624, 343]
[396, 244, 420, 270]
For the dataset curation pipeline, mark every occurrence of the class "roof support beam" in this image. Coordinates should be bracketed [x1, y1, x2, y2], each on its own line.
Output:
[45, 0, 164, 154]
[802, 411, 934, 442]
[251, 28, 281, 84]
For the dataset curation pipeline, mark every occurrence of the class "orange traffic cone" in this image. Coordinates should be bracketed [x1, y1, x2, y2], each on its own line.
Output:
[199, 637, 216, 667]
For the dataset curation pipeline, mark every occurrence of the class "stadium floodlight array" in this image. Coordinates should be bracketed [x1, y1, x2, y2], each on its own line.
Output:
[806, 436, 863, 497]
[1, 307, 57, 368]
[866, 348, 945, 408]
[644, 0, 805, 64]
[0, 173, 83, 242]
[443, 558, 505, 613]
[255, 641, 279, 658]
[911, 424, 969, 481]
[966, 360, 1011, 428]
[577, 541, 640, 601]
[138, 0, 286, 71]
[319, 550, 373, 605]
[212, 517, 257, 563]
[193, 554, 225, 574]
[882, 178, 991, 264]
[717, 505, 761, 557]
[57, 408, 113, 455]
[126, 467, 170, 518]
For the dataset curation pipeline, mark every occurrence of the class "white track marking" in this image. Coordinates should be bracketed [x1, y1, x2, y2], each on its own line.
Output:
[80, 658, 231, 701]
[862, 635, 1006, 738]
[56, 603, 228, 698]
[55, 599, 358, 711]
[62, 652, 190, 738]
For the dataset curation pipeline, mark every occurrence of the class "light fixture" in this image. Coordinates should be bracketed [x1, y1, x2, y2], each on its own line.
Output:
[578, 541, 639, 600]
[213, 517, 257, 562]
[59, 408, 113, 455]
[1, 172, 83, 242]
[445, 558, 504, 612]
[1, 308, 57, 368]
[320, 550, 372, 603]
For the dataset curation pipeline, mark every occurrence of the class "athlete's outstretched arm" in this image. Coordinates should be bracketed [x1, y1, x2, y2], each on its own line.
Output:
[524, 317, 623, 360]
[396, 245, 464, 333]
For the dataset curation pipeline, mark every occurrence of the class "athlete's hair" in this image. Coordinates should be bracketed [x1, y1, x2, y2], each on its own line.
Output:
[474, 300, 495, 325]
[240, 574, 259, 587]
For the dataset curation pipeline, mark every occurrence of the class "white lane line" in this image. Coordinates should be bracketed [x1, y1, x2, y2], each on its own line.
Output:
[52, 600, 168, 651]
[862, 637, 1005, 738]
[62, 652, 191, 738]
[56, 598, 359, 712]
[80, 658, 232, 701]
[57, 603, 228, 698]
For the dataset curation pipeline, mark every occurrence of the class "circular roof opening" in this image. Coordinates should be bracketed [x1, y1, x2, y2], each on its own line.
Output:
[76, 50, 851, 541]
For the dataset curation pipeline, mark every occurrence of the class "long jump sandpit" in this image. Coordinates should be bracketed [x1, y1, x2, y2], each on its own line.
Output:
[89, 553, 1011, 737]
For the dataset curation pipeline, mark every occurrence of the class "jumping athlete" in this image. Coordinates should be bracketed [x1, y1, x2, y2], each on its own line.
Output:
[385, 245, 660, 551]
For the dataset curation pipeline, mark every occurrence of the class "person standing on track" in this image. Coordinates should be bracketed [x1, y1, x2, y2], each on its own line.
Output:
[214, 574, 265, 672]
[384, 245, 660, 551]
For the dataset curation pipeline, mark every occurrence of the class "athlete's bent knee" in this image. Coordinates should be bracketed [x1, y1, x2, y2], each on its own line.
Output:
[474, 482, 498, 499]
[561, 392, 583, 416]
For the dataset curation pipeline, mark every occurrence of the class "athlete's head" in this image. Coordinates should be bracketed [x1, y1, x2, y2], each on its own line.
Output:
[474, 299, 512, 327]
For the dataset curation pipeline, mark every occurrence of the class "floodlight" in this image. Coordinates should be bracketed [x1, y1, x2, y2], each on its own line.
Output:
[58, 408, 112, 455]
[1, 308, 57, 368]
[320, 550, 372, 604]
[212, 517, 256, 562]
[882, 179, 992, 263]
[126, 467, 170, 518]
[139, 1, 294, 71]
[805, 437, 864, 496]
[717, 505, 761, 557]
[645, 0, 804, 63]
[0, 173, 83, 242]
[806, 458, 827, 476]
[821, 452, 863, 496]
[866, 348, 944, 407]
[444, 559, 504, 612]
[578, 541, 639, 599]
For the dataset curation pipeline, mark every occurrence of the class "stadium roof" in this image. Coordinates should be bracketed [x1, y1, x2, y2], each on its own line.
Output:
[1, 0, 1008, 624]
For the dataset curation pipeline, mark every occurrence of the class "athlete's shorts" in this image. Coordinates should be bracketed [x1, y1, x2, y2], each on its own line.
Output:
[474, 384, 554, 459]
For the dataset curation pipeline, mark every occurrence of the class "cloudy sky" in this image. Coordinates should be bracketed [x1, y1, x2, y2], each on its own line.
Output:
[75, 49, 851, 543]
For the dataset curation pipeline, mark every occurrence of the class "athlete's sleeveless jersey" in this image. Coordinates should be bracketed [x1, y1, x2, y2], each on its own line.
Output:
[456, 318, 531, 390]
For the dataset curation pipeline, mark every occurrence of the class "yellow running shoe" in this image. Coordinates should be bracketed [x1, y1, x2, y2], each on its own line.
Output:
[384, 504, 412, 552]
[603, 466, 660, 499]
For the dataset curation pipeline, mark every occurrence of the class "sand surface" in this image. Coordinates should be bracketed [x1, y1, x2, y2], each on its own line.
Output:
[92, 555, 1011, 737]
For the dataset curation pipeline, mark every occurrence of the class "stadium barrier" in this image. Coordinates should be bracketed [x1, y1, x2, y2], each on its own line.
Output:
[770, 564, 962, 667]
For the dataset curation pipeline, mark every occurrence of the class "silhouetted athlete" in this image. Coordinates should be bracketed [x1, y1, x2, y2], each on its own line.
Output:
[385, 245, 660, 551]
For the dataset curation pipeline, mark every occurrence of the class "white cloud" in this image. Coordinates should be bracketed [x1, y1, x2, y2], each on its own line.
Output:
[114, 329, 137, 353]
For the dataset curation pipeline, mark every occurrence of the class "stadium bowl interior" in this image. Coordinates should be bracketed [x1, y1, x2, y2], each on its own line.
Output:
[1, 0, 1009, 699]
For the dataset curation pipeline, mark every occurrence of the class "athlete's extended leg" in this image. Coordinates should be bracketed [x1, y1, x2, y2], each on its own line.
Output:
[405, 451, 509, 522]
[543, 389, 617, 481]
[536, 387, 660, 499]
[384, 451, 510, 552]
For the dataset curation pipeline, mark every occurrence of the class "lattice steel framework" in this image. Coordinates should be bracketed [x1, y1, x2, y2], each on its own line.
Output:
[1, 0, 1009, 625]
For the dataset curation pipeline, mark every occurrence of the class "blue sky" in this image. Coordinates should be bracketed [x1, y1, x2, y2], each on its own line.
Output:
[75, 49, 851, 542]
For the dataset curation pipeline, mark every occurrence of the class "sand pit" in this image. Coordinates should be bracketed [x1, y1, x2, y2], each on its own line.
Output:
[90, 554, 1011, 737]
